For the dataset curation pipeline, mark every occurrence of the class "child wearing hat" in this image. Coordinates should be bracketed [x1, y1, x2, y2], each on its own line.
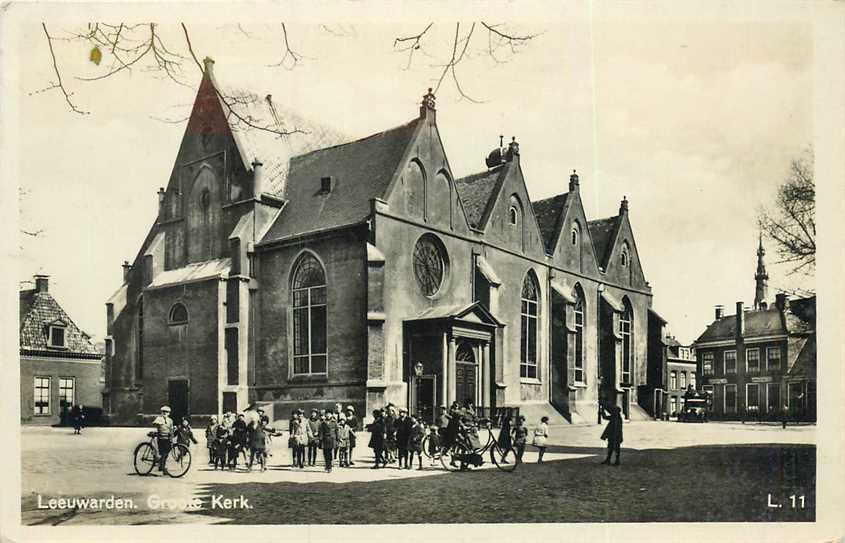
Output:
[306, 410, 320, 466]
[345, 405, 358, 465]
[205, 416, 218, 465]
[408, 413, 425, 470]
[336, 418, 351, 467]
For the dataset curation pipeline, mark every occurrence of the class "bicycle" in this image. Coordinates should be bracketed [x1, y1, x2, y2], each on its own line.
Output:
[133, 431, 192, 478]
[439, 418, 517, 473]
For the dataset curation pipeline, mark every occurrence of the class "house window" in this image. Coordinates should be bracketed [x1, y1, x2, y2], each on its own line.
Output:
[292, 253, 327, 375]
[767, 347, 781, 371]
[702, 352, 714, 375]
[670, 370, 677, 390]
[59, 377, 75, 410]
[620, 300, 633, 384]
[725, 384, 737, 413]
[724, 350, 737, 374]
[48, 325, 66, 348]
[520, 271, 539, 379]
[746, 348, 760, 373]
[669, 397, 678, 417]
[573, 289, 585, 384]
[746, 383, 760, 410]
[168, 302, 188, 325]
[690, 372, 696, 389]
[679, 371, 687, 390]
[34, 377, 50, 415]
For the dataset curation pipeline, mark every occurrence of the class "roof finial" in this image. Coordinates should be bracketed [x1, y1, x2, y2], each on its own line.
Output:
[202, 56, 215, 75]
[619, 195, 629, 214]
[569, 169, 580, 192]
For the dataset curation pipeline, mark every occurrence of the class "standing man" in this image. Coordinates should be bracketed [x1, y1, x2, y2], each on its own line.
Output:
[781, 402, 789, 429]
[600, 405, 623, 466]
[153, 406, 174, 473]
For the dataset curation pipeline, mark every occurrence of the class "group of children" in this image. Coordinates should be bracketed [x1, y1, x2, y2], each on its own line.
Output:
[287, 404, 360, 472]
[366, 404, 426, 470]
[203, 409, 279, 471]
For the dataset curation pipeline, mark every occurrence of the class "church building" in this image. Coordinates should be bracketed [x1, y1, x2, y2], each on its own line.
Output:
[104, 59, 657, 425]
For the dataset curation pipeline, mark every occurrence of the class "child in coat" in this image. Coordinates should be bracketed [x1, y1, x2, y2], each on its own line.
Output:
[532, 416, 550, 463]
[512, 416, 529, 464]
[336, 419, 351, 467]
[213, 423, 229, 470]
[205, 417, 218, 465]
[408, 414, 425, 470]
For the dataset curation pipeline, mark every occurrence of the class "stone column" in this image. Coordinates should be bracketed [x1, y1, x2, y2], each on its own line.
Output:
[482, 342, 491, 409]
[448, 336, 457, 405]
[441, 332, 448, 407]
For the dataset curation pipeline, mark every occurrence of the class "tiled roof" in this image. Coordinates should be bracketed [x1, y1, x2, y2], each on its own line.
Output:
[454, 165, 509, 229]
[19, 290, 100, 357]
[696, 308, 785, 343]
[531, 193, 569, 253]
[787, 333, 816, 378]
[215, 86, 349, 196]
[260, 118, 421, 244]
[587, 216, 620, 268]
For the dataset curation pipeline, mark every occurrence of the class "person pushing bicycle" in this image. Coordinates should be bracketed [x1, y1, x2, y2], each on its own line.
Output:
[152, 405, 175, 473]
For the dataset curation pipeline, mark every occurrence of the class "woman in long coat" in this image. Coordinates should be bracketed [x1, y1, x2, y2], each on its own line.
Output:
[367, 409, 386, 469]
[600, 405, 623, 465]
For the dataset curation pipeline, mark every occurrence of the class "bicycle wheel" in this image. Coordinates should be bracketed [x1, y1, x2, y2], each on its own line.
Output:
[439, 442, 468, 472]
[421, 434, 440, 459]
[490, 443, 518, 472]
[133, 442, 157, 476]
[165, 444, 192, 478]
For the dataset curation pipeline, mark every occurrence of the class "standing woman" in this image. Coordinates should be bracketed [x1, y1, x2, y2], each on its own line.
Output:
[497, 409, 513, 460]
[306, 409, 320, 467]
[532, 416, 550, 463]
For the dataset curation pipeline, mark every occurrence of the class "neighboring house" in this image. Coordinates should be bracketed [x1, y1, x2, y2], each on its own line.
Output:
[693, 238, 816, 422]
[20, 275, 103, 425]
[642, 311, 696, 419]
[105, 58, 660, 426]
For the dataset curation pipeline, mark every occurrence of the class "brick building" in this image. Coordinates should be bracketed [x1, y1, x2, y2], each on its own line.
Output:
[642, 311, 696, 419]
[20, 275, 103, 425]
[105, 60, 659, 425]
[693, 238, 816, 422]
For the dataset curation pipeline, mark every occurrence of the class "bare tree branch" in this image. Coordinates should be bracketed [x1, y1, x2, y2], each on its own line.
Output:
[34, 23, 89, 114]
[268, 23, 303, 70]
[394, 23, 433, 70]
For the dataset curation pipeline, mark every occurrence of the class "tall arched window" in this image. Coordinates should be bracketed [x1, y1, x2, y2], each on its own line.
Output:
[292, 254, 327, 375]
[570, 223, 579, 246]
[404, 160, 426, 221]
[520, 271, 539, 379]
[509, 195, 525, 252]
[621, 298, 633, 384]
[573, 285, 585, 384]
[620, 242, 630, 267]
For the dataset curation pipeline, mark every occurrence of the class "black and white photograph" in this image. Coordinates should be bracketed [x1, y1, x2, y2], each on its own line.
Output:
[2, 1, 844, 541]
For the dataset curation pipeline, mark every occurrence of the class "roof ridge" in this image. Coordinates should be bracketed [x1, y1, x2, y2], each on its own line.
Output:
[455, 165, 506, 183]
[289, 118, 420, 162]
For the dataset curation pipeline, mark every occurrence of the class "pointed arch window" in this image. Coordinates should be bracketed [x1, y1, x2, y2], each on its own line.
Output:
[520, 271, 540, 379]
[621, 298, 633, 384]
[573, 286, 585, 384]
[292, 254, 327, 375]
[621, 243, 630, 267]
[571, 223, 579, 246]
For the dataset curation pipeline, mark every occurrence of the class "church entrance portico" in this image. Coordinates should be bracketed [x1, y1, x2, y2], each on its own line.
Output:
[404, 302, 503, 422]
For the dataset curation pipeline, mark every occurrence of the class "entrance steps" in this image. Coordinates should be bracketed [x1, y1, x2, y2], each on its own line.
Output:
[517, 403, 570, 426]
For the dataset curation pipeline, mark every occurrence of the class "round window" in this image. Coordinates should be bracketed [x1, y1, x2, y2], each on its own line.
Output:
[413, 234, 447, 297]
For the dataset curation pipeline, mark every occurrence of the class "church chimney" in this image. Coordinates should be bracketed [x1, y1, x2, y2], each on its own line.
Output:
[157, 187, 166, 218]
[122, 261, 132, 282]
[34, 274, 49, 293]
[736, 301, 745, 337]
[252, 159, 264, 197]
[715, 305, 724, 320]
[569, 170, 580, 193]
[505, 137, 520, 162]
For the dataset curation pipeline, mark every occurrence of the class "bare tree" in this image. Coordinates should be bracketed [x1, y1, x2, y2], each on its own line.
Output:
[759, 150, 815, 276]
[34, 22, 539, 118]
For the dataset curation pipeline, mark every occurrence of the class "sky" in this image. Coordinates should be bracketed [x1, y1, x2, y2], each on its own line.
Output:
[9, 4, 815, 345]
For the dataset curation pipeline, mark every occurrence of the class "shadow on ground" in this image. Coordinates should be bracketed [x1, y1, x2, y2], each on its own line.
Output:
[187, 444, 815, 524]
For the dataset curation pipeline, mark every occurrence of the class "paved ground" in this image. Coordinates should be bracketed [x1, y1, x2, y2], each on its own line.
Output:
[21, 421, 816, 525]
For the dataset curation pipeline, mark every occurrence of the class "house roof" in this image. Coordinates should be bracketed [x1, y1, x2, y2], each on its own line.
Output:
[19, 289, 100, 357]
[259, 118, 421, 244]
[587, 216, 621, 268]
[454, 165, 509, 229]
[788, 333, 816, 378]
[695, 297, 816, 344]
[530, 193, 570, 254]
[696, 308, 784, 343]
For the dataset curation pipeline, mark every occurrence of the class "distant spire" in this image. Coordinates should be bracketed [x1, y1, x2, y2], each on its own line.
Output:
[754, 232, 769, 310]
